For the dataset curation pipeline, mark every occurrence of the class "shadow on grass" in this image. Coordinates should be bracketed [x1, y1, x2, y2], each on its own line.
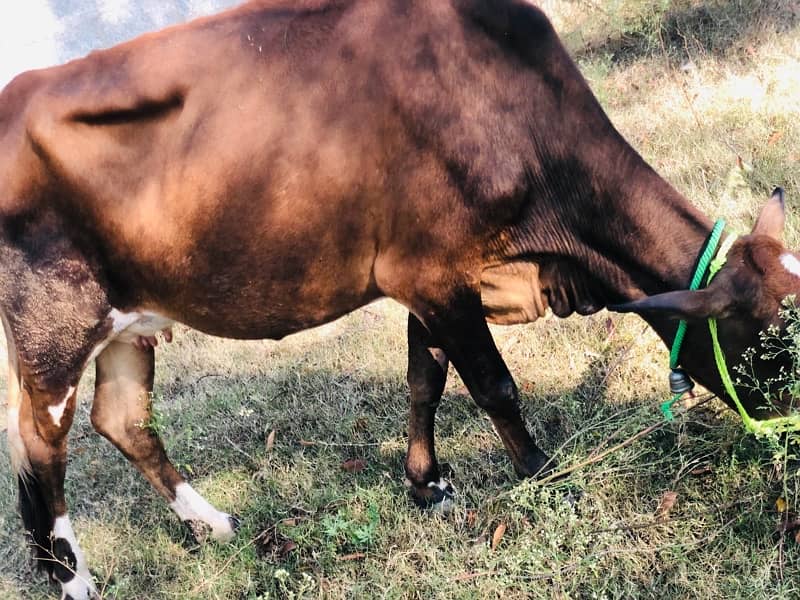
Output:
[571, 0, 799, 65]
[0, 351, 782, 599]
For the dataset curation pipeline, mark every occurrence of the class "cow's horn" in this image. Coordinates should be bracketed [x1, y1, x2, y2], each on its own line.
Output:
[752, 187, 786, 242]
[608, 288, 730, 320]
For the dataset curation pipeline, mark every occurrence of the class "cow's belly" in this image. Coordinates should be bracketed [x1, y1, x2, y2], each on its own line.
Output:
[129, 247, 382, 341]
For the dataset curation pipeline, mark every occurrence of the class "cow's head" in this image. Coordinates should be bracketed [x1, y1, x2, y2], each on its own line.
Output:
[613, 189, 800, 419]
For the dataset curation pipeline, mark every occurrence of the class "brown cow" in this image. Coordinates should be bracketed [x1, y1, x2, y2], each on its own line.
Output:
[0, 1, 797, 598]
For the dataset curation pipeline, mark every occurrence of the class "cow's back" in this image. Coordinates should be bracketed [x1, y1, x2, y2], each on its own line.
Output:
[0, 0, 593, 338]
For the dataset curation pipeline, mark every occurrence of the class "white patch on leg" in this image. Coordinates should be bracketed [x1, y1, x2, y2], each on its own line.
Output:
[52, 516, 97, 600]
[5, 330, 29, 474]
[48, 386, 75, 428]
[170, 483, 236, 542]
[780, 253, 800, 278]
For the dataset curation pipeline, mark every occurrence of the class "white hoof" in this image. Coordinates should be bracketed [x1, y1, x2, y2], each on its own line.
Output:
[52, 516, 97, 600]
[427, 478, 456, 514]
[171, 483, 239, 543]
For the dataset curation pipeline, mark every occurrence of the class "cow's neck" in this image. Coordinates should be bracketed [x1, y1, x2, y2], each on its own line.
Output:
[550, 153, 714, 350]
[493, 147, 716, 329]
[575, 161, 714, 300]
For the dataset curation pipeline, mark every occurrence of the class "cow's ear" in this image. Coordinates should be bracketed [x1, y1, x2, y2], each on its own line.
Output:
[752, 188, 785, 242]
[608, 288, 733, 320]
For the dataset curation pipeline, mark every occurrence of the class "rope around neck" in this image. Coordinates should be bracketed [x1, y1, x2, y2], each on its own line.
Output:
[668, 220, 726, 370]
[661, 220, 726, 420]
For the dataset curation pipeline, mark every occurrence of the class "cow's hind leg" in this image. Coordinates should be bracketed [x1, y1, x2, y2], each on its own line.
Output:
[419, 290, 554, 480]
[3, 304, 103, 600]
[17, 383, 99, 600]
[92, 341, 239, 543]
[405, 314, 454, 510]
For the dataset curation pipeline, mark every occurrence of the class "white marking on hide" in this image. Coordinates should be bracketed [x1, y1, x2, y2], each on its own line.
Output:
[3, 315, 29, 473]
[48, 386, 74, 428]
[170, 483, 236, 542]
[780, 253, 800, 278]
[109, 309, 175, 344]
[85, 338, 112, 367]
[52, 516, 97, 600]
[109, 308, 141, 333]
[84, 309, 175, 367]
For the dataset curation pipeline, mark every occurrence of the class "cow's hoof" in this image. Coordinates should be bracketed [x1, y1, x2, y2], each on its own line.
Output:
[408, 478, 456, 513]
[227, 515, 242, 535]
[212, 513, 239, 542]
[182, 513, 239, 546]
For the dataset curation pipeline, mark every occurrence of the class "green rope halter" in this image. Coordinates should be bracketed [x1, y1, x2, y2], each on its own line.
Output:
[662, 219, 726, 420]
[665, 222, 800, 437]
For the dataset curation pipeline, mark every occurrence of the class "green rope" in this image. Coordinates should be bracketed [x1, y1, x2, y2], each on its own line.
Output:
[661, 393, 683, 421]
[662, 220, 726, 422]
[669, 219, 726, 370]
[663, 229, 800, 435]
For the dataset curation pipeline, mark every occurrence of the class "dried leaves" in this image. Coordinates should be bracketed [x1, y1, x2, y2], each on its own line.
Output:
[491, 522, 507, 551]
[655, 491, 678, 520]
[256, 524, 297, 561]
[341, 459, 367, 473]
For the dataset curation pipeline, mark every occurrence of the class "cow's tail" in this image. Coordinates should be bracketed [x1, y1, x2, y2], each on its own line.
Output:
[5, 317, 28, 475]
[3, 315, 52, 570]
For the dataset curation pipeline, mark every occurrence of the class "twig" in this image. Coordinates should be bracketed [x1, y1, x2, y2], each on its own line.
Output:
[549, 404, 644, 465]
[452, 570, 498, 582]
[224, 436, 258, 468]
[533, 396, 716, 486]
[298, 439, 381, 447]
[98, 552, 119, 600]
[27, 539, 99, 599]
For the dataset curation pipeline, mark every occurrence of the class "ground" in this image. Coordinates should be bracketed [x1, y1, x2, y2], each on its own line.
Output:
[1, 1, 800, 598]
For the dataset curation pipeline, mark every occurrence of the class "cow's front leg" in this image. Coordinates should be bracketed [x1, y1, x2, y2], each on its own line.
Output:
[405, 314, 454, 510]
[92, 341, 239, 543]
[419, 290, 554, 479]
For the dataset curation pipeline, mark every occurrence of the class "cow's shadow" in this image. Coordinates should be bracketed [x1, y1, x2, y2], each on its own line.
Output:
[0, 344, 776, 599]
[66, 348, 750, 513]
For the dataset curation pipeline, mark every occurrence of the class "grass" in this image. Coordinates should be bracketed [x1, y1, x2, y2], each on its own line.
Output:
[2, 1, 800, 598]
